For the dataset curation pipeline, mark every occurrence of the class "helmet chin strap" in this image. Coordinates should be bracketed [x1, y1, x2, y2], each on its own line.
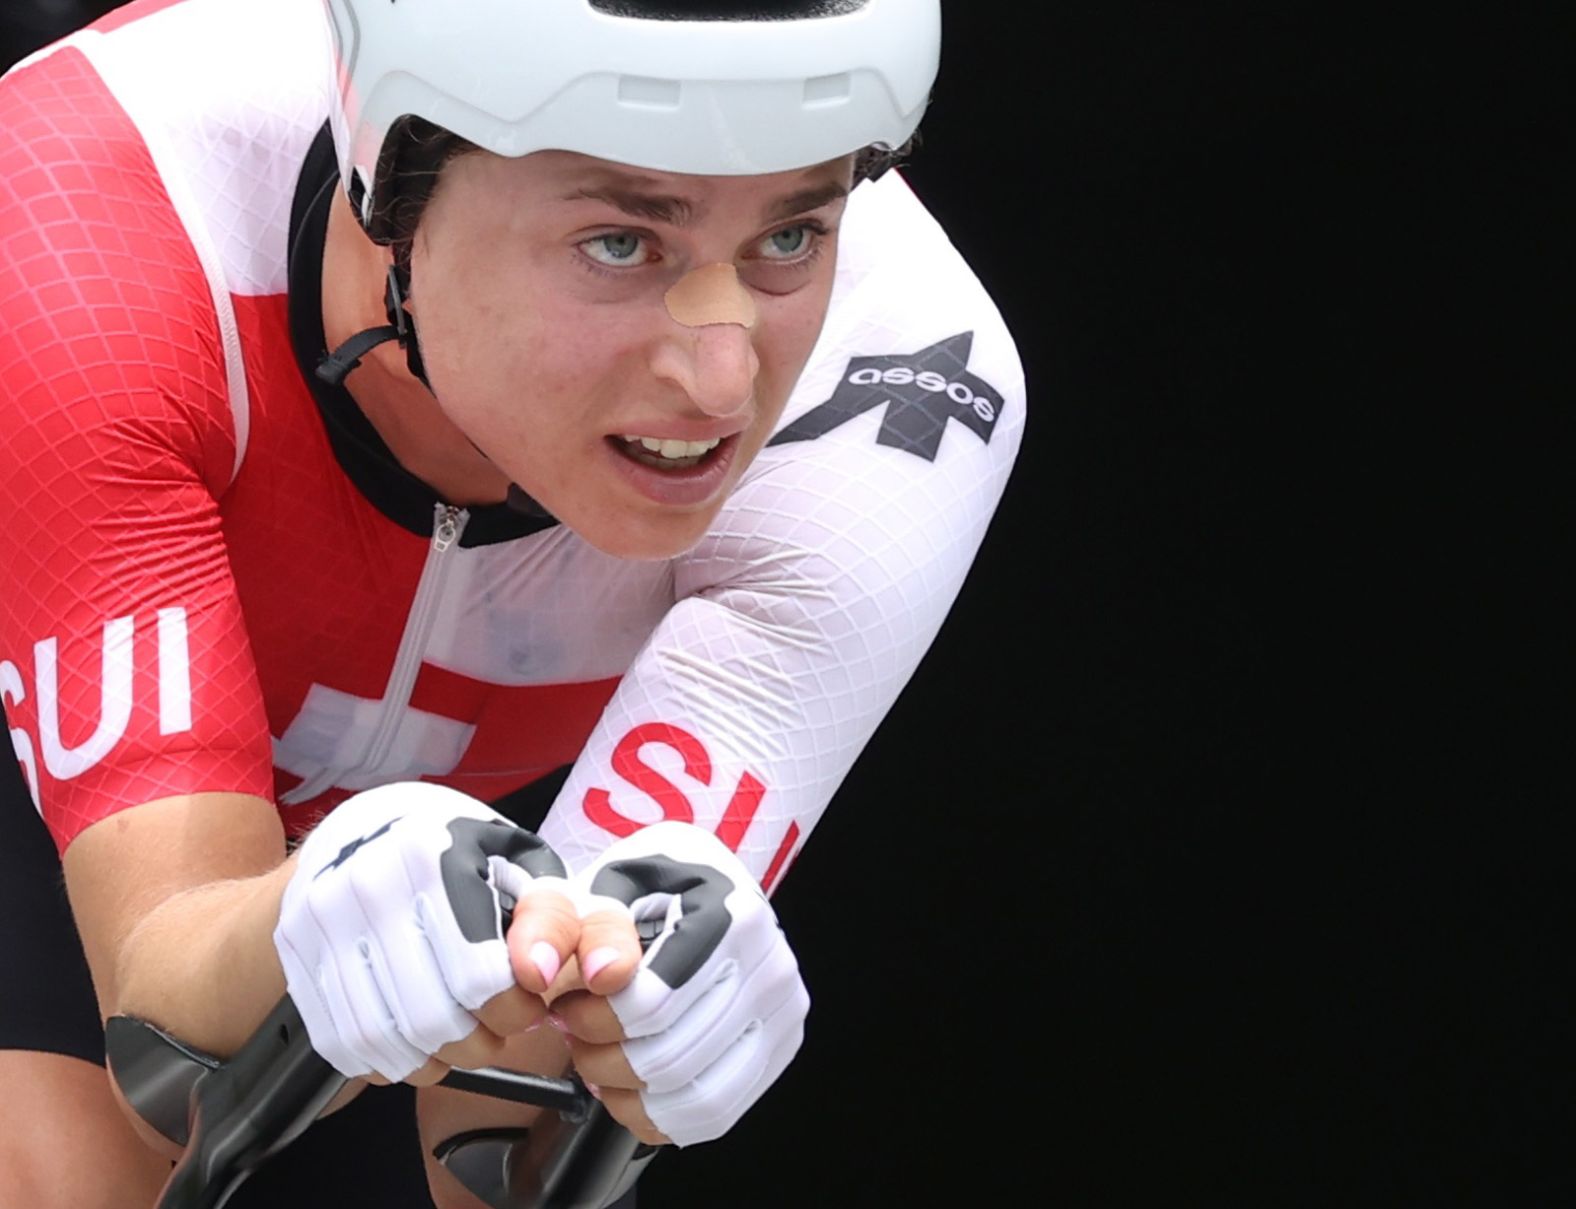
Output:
[315, 264, 553, 520]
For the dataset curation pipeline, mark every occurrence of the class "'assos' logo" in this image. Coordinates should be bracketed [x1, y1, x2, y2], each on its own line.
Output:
[844, 364, 999, 425]
[769, 332, 1004, 462]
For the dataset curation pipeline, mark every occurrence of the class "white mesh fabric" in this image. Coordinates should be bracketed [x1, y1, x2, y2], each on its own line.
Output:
[42, 0, 335, 299]
[541, 171, 1027, 887]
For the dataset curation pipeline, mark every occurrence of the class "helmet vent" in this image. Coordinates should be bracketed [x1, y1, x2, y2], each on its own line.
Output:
[618, 76, 683, 110]
[349, 167, 372, 223]
[590, 1, 868, 19]
[803, 74, 852, 107]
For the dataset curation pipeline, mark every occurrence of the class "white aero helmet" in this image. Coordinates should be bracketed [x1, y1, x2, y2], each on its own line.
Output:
[320, 0, 942, 240]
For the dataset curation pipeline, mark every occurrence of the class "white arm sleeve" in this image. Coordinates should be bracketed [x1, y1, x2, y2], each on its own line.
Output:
[540, 172, 1026, 889]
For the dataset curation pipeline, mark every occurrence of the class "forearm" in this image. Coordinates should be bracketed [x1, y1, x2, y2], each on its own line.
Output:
[61, 791, 291, 1059]
[113, 854, 298, 1058]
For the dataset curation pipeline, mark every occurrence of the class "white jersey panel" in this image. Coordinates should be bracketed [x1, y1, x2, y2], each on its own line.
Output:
[8, 0, 1026, 873]
[542, 171, 1027, 884]
[423, 528, 675, 686]
[9, 0, 336, 488]
[75, 0, 334, 299]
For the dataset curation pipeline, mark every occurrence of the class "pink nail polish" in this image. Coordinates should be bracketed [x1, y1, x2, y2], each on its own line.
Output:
[530, 941, 561, 986]
[547, 1012, 569, 1033]
[584, 1082, 603, 1102]
[582, 946, 621, 984]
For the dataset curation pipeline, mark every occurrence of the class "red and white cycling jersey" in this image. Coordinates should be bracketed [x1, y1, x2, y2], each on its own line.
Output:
[0, 0, 1024, 890]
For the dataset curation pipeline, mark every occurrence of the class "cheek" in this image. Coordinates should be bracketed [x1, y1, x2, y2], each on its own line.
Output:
[414, 258, 520, 377]
[756, 284, 836, 403]
[416, 275, 573, 413]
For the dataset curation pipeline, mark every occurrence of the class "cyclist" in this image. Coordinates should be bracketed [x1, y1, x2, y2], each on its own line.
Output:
[0, 0, 1024, 1205]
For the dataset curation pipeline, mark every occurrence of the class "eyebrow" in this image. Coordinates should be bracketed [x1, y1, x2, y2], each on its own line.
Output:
[763, 182, 850, 223]
[562, 179, 849, 227]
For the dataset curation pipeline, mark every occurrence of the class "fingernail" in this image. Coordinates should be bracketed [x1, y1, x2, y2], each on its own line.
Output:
[530, 941, 561, 986]
[582, 946, 621, 984]
[585, 1082, 603, 1102]
[547, 1012, 569, 1033]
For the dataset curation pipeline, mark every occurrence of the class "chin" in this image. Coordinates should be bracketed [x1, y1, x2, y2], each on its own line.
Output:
[559, 506, 716, 563]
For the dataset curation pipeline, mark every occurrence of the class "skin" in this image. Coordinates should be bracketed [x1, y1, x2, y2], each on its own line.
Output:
[362, 146, 855, 1166]
[24, 148, 854, 1205]
[0, 1051, 169, 1208]
[323, 147, 853, 559]
[54, 790, 615, 1207]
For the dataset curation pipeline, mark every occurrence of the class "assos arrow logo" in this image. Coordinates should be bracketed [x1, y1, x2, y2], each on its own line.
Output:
[767, 332, 1003, 462]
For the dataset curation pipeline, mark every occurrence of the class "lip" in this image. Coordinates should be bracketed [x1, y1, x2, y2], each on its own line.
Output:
[602, 432, 742, 508]
[611, 423, 748, 445]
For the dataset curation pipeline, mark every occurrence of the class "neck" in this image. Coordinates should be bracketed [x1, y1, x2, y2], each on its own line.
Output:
[319, 191, 511, 507]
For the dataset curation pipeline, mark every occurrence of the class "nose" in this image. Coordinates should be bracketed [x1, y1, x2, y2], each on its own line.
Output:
[651, 323, 761, 419]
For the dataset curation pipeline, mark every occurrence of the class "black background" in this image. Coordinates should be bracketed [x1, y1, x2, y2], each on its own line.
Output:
[3, 3, 1562, 1206]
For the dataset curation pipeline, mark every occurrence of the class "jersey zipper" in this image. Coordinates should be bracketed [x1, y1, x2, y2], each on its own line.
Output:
[280, 504, 469, 804]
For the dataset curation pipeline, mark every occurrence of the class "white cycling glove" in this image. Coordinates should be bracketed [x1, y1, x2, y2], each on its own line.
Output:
[274, 782, 567, 1082]
[575, 821, 810, 1148]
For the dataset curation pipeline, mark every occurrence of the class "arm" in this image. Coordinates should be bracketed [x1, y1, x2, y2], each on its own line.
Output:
[536, 175, 1027, 1147]
[541, 198, 1027, 883]
[0, 73, 297, 1103]
[0, 75, 610, 1182]
[62, 792, 292, 1058]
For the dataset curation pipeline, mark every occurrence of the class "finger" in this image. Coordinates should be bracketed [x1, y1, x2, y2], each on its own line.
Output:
[291, 874, 410, 1079]
[546, 988, 627, 1045]
[640, 1013, 792, 1148]
[564, 1036, 642, 1090]
[543, 950, 584, 1002]
[621, 943, 800, 1094]
[323, 933, 427, 1079]
[366, 885, 481, 1055]
[403, 1056, 452, 1088]
[575, 908, 643, 996]
[473, 982, 550, 1038]
[435, 1020, 511, 1072]
[505, 886, 583, 995]
[593, 1084, 670, 1148]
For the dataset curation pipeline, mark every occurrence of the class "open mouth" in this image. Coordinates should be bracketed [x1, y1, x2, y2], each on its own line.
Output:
[609, 434, 728, 472]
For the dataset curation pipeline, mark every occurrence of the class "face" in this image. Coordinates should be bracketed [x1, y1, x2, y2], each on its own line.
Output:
[405, 149, 854, 560]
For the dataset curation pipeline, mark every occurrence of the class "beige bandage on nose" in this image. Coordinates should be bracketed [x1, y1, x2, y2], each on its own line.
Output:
[665, 263, 758, 330]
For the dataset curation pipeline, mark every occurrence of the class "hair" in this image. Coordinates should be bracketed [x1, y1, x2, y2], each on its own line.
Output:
[853, 132, 921, 186]
[372, 117, 922, 262]
[370, 118, 478, 266]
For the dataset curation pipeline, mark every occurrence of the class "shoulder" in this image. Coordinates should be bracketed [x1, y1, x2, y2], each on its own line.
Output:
[0, 44, 233, 488]
[3, 0, 332, 298]
[747, 171, 1026, 488]
[822, 170, 1023, 391]
[830, 169, 1020, 340]
[683, 175, 1025, 592]
[0, 0, 333, 485]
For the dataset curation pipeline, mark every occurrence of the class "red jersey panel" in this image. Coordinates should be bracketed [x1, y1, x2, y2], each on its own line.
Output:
[0, 0, 1025, 893]
[0, 46, 274, 843]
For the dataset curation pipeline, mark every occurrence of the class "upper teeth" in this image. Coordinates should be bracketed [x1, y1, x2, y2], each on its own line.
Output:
[622, 435, 723, 459]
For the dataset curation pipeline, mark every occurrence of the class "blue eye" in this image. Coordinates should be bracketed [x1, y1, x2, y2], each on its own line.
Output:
[765, 226, 810, 258]
[584, 232, 646, 267]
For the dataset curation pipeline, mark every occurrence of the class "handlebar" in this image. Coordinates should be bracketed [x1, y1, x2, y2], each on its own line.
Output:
[105, 915, 663, 1208]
